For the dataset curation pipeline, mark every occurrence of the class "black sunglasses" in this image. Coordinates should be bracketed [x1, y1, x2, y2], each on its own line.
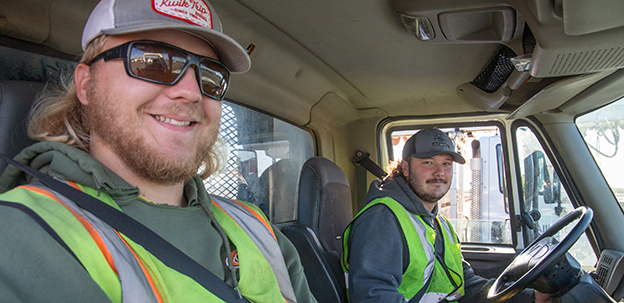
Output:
[87, 40, 230, 100]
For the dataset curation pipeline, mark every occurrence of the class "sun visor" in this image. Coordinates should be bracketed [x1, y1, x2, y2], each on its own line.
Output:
[0, 1, 51, 44]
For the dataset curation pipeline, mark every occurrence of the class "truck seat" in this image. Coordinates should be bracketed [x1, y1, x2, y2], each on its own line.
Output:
[0, 81, 45, 173]
[282, 157, 353, 303]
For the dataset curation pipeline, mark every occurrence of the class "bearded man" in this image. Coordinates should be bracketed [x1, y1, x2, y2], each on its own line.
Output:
[341, 129, 549, 303]
[0, 0, 315, 302]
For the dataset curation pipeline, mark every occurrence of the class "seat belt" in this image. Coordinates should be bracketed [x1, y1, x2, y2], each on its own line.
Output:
[0, 153, 250, 303]
[353, 151, 387, 211]
[353, 150, 387, 179]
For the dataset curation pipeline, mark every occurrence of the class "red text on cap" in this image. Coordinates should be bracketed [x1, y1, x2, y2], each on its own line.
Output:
[153, 0, 213, 28]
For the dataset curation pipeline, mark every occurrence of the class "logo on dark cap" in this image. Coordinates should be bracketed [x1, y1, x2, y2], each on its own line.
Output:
[432, 133, 450, 148]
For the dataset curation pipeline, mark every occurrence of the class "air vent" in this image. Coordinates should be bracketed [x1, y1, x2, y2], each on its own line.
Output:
[549, 47, 624, 75]
[472, 46, 517, 93]
[603, 254, 615, 266]
[596, 264, 609, 287]
[595, 249, 624, 296]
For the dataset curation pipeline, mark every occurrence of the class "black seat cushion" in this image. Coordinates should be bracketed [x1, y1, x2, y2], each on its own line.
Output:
[0, 81, 45, 173]
[283, 157, 353, 303]
[282, 224, 348, 303]
[297, 157, 353, 254]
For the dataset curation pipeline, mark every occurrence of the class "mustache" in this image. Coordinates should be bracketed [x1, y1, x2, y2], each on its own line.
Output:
[426, 178, 447, 184]
[139, 103, 207, 122]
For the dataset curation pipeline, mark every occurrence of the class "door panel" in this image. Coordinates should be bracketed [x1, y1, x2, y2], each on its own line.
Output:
[462, 245, 517, 279]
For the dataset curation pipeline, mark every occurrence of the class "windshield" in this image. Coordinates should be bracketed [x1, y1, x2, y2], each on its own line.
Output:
[391, 125, 513, 245]
[576, 96, 624, 208]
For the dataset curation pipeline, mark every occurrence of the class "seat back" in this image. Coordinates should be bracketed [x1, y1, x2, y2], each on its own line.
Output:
[282, 157, 353, 303]
[256, 158, 299, 222]
[297, 157, 353, 254]
[0, 81, 44, 173]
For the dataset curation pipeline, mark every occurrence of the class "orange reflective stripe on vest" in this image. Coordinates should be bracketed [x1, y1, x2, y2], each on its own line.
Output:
[20, 184, 118, 275]
[20, 183, 162, 303]
[212, 196, 297, 303]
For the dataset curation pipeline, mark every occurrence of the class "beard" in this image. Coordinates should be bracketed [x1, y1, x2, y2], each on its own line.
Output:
[84, 80, 219, 186]
[406, 164, 450, 204]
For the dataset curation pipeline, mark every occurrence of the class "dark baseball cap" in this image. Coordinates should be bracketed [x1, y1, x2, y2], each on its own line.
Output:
[402, 129, 466, 164]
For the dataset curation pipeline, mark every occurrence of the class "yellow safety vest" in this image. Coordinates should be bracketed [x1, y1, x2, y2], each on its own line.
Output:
[343, 197, 464, 302]
[0, 181, 295, 303]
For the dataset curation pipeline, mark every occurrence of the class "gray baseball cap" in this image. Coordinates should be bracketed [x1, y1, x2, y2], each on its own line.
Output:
[402, 129, 466, 164]
[82, 0, 251, 73]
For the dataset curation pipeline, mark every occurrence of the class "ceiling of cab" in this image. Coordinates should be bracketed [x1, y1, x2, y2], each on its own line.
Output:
[220, 0, 500, 116]
[193, 0, 624, 119]
[1, 0, 624, 122]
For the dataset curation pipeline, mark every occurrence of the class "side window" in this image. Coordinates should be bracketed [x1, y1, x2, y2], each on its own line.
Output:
[204, 101, 315, 223]
[576, 97, 624, 210]
[391, 125, 513, 244]
[514, 125, 597, 271]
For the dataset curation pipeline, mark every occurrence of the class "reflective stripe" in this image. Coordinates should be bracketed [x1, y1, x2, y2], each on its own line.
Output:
[446, 290, 462, 301]
[421, 292, 451, 303]
[213, 196, 297, 303]
[438, 218, 456, 245]
[29, 183, 160, 303]
[21, 184, 117, 274]
[405, 208, 435, 286]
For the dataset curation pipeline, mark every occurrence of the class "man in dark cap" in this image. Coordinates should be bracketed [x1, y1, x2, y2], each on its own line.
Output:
[341, 129, 548, 303]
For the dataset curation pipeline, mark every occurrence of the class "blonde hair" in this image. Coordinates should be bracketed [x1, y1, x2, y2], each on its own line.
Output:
[27, 34, 224, 179]
[199, 137, 227, 179]
[27, 35, 109, 152]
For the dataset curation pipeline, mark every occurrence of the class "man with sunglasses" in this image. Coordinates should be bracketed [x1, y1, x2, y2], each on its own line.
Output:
[342, 129, 550, 303]
[0, 0, 316, 302]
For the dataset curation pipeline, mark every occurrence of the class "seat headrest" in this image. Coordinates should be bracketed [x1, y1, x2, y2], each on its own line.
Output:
[256, 158, 299, 222]
[298, 157, 353, 254]
[0, 81, 45, 173]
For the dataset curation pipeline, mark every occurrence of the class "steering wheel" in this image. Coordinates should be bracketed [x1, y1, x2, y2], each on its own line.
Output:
[487, 206, 593, 302]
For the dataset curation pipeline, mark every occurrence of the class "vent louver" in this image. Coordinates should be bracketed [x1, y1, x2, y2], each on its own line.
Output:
[549, 47, 624, 75]
[596, 264, 610, 287]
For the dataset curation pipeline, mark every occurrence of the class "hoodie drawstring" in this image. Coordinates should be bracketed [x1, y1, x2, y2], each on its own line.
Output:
[200, 202, 242, 298]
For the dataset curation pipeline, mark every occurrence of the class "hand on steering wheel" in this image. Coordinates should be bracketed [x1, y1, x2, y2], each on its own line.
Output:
[487, 206, 593, 302]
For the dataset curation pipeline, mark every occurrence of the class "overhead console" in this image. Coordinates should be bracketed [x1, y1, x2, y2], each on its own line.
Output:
[392, 0, 624, 77]
[391, 0, 624, 111]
